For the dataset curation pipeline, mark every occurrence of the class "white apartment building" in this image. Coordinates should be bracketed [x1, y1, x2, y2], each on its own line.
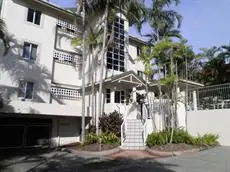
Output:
[0, 0, 204, 150]
[0, 0, 150, 148]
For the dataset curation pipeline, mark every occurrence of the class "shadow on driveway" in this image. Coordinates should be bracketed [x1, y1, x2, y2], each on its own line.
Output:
[0, 147, 56, 172]
[28, 152, 178, 172]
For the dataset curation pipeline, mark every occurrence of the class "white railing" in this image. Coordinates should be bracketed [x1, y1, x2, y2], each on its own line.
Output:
[121, 120, 126, 146]
[56, 20, 81, 36]
[53, 50, 81, 66]
[141, 104, 148, 145]
[188, 83, 230, 111]
[51, 86, 81, 100]
[143, 121, 147, 145]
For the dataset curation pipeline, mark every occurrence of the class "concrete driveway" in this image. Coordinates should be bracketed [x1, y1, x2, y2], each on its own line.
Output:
[1, 147, 230, 172]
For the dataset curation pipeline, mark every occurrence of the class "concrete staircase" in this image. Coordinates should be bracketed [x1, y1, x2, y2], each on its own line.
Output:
[121, 119, 145, 150]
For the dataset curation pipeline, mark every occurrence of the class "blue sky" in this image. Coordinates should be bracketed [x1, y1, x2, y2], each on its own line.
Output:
[50, 0, 230, 52]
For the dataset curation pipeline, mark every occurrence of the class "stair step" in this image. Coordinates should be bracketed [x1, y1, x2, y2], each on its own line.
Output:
[126, 128, 143, 131]
[124, 142, 144, 145]
[126, 131, 143, 134]
[125, 138, 143, 143]
[126, 125, 143, 128]
[127, 123, 143, 125]
[125, 135, 143, 139]
[126, 133, 143, 135]
[121, 146, 146, 150]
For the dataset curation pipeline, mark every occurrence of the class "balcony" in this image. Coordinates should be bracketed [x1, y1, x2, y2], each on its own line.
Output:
[56, 20, 81, 37]
[53, 50, 82, 66]
[0, 86, 86, 117]
[51, 86, 81, 101]
[4, 100, 83, 117]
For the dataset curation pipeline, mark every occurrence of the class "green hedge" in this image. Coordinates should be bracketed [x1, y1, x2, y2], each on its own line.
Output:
[146, 129, 219, 148]
[85, 132, 120, 145]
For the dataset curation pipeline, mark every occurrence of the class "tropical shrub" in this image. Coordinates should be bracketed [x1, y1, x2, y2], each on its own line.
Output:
[85, 132, 99, 145]
[85, 132, 120, 145]
[171, 129, 194, 144]
[99, 111, 123, 137]
[100, 133, 120, 144]
[87, 125, 96, 134]
[192, 134, 219, 146]
[146, 129, 219, 147]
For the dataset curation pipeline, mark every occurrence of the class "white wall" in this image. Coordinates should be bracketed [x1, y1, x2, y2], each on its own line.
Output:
[187, 109, 230, 146]
[53, 62, 82, 87]
[0, 0, 56, 103]
[0, 100, 86, 117]
[128, 43, 145, 73]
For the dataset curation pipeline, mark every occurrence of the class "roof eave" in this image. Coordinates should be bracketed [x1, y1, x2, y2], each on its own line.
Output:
[30, 0, 81, 19]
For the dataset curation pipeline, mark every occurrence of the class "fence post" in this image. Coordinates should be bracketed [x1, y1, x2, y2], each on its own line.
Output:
[193, 90, 198, 110]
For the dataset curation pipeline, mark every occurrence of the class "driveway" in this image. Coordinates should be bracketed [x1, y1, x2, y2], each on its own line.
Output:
[1, 147, 230, 172]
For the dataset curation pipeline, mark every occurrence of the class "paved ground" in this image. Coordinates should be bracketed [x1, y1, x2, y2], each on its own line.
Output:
[108, 150, 158, 160]
[1, 147, 230, 172]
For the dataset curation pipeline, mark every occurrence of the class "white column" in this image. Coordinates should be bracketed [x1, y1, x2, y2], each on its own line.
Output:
[132, 87, 136, 103]
[111, 89, 115, 103]
[193, 90, 198, 111]
[177, 91, 186, 129]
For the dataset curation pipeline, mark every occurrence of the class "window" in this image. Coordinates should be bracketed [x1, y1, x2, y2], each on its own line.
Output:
[18, 80, 34, 99]
[107, 17, 125, 72]
[137, 70, 144, 79]
[23, 42, 38, 60]
[106, 89, 111, 103]
[27, 8, 41, 25]
[137, 46, 141, 56]
[115, 90, 125, 103]
[0, 0, 3, 16]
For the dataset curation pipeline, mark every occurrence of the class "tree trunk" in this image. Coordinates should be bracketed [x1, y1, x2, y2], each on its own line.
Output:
[169, 48, 174, 144]
[97, 0, 109, 135]
[81, 0, 86, 143]
[91, 47, 95, 126]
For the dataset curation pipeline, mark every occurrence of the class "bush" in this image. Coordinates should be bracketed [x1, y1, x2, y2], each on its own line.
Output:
[146, 130, 171, 147]
[87, 125, 96, 134]
[146, 129, 219, 148]
[85, 132, 99, 145]
[99, 111, 123, 137]
[85, 132, 120, 145]
[100, 133, 120, 144]
[192, 134, 219, 146]
[171, 129, 194, 144]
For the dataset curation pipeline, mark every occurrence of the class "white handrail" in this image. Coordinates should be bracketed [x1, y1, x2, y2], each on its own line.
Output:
[121, 120, 126, 146]
[143, 121, 147, 145]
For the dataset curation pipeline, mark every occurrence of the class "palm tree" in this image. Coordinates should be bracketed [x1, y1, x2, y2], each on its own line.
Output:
[145, 0, 182, 43]
[0, 19, 9, 56]
[137, 0, 182, 131]
[72, 27, 103, 128]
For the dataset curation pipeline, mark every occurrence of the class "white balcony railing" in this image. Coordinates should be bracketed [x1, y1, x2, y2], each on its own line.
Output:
[51, 86, 81, 101]
[53, 50, 81, 66]
[56, 20, 81, 36]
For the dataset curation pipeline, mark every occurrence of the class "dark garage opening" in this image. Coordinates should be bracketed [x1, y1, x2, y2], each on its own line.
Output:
[0, 116, 52, 148]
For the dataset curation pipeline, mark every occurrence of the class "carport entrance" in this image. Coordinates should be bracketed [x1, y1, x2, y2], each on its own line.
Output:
[0, 116, 52, 148]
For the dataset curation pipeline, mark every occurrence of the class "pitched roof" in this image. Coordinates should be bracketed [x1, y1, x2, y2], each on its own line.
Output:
[30, 0, 81, 18]
[86, 70, 146, 88]
[129, 35, 149, 46]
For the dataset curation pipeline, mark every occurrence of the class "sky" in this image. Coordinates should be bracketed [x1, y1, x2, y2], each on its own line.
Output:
[50, 0, 230, 53]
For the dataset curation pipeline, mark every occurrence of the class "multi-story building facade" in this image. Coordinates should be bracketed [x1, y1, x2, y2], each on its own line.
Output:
[0, 0, 148, 148]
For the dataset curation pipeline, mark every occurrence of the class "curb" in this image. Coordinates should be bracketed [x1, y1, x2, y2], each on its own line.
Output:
[146, 148, 201, 157]
[62, 147, 121, 157]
